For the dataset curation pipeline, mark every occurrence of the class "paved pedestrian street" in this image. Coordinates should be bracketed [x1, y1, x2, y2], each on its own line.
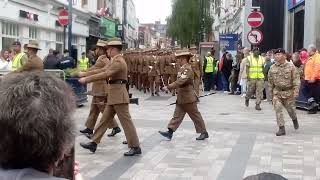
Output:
[74, 89, 320, 180]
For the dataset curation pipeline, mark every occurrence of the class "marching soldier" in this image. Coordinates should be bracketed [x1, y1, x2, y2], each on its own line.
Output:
[142, 51, 150, 93]
[137, 51, 144, 91]
[189, 45, 203, 97]
[159, 49, 209, 140]
[268, 48, 300, 136]
[79, 39, 121, 137]
[167, 51, 178, 96]
[148, 50, 161, 96]
[162, 51, 171, 93]
[79, 38, 141, 156]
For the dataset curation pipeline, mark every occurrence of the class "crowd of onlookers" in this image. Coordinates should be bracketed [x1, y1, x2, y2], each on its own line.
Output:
[203, 45, 320, 113]
[0, 45, 96, 72]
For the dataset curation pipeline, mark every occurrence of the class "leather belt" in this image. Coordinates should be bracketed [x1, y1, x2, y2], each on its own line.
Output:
[180, 83, 192, 88]
[108, 79, 127, 84]
[275, 86, 293, 91]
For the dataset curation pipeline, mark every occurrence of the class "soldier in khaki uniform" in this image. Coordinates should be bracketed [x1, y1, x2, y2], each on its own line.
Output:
[137, 52, 143, 91]
[189, 45, 203, 97]
[15, 41, 43, 72]
[79, 40, 121, 137]
[79, 38, 141, 156]
[167, 52, 178, 96]
[148, 51, 161, 96]
[268, 48, 300, 136]
[159, 49, 209, 141]
[162, 51, 171, 93]
[142, 52, 150, 93]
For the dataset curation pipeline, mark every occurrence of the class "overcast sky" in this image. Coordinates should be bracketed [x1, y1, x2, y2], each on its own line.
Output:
[133, 0, 172, 24]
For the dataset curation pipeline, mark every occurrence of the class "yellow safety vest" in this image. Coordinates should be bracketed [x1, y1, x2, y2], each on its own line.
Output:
[205, 56, 214, 73]
[78, 57, 89, 71]
[248, 55, 265, 79]
[12, 52, 25, 71]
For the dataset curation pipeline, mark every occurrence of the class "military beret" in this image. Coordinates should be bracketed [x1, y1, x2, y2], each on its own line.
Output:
[274, 48, 286, 54]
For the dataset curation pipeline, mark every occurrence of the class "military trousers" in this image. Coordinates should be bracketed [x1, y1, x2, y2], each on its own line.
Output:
[141, 73, 149, 91]
[92, 103, 140, 148]
[245, 78, 264, 105]
[149, 75, 160, 93]
[273, 96, 297, 127]
[162, 74, 170, 86]
[85, 96, 118, 130]
[168, 102, 207, 133]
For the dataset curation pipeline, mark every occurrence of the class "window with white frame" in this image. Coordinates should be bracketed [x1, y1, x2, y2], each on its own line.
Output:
[72, 36, 78, 45]
[56, 32, 64, 53]
[1, 21, 20, 49]
[29, 26, 38, 39]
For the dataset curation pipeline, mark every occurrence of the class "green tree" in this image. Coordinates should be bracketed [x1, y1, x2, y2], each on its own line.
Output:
[167, 0, 214, 47]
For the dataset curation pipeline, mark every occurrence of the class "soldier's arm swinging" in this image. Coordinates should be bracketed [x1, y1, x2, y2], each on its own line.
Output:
[291, 66, 301, 97]
[268, 68, 274, 100]
[83, 61, 122, 83]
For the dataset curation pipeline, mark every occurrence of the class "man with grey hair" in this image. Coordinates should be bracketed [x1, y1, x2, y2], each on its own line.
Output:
[304, 44, 320, 113]
[0, 72, 76, 179]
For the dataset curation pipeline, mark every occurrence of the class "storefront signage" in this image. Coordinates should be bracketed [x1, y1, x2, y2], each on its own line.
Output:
[19, 10, 38, 21]
[100, 17, 116, 38]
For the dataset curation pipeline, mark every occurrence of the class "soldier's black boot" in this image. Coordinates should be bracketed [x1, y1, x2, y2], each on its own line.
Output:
[158, 128, 173, 140]
[124, 147, 142, 156]
[255, 104, 262, 111]
[151, 93, 155, 96]
[108, 127, 121, 137]
[80, 142, 97, 153]
[245, 98, 249, 107]
[196, 132, 209, 140]
[80, 128, 93, 135]
[155, 92, 160, 96]
[276, 126, 286, 136]
[292, 119, 299, 130]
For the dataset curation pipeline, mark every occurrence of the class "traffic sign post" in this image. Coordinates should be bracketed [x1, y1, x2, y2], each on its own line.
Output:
[247, 29, 263, 45]
[247, 11, 264, 28]
[58, 9, 69, 26]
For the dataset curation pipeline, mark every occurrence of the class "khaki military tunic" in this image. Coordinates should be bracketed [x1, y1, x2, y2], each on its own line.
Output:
[148, 55, 161, 94]
[167, 63, 207, 133]
[268, 61, 300, 127]
[84, 54, 140, 148]
[16, 54, 43, 72]
[84, 55, 118, 130]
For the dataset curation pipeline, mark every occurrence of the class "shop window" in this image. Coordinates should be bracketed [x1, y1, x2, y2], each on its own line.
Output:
[56, 33, 64, 43]
[2, 37, 16, 49]
[56, 43, 63, 54]
[29, 26, 38, 39]
[72, 36, 78, 45]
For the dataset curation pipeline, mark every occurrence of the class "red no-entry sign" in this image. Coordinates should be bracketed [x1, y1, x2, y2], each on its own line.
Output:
[58, 9, 69, 26]
[247, 11, 264, 28]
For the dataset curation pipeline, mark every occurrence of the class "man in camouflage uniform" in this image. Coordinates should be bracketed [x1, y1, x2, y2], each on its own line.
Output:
[268, 48, 300, 136]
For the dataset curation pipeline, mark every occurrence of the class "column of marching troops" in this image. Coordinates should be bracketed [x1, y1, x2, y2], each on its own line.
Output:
[78, 38, 206, 156]
[123, 46, 202, 97]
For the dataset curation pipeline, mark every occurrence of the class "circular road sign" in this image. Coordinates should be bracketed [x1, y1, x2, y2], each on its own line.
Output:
[58, 9, 69, 26]
[247, 11, 264, 28]
[247, 29, 263, 45]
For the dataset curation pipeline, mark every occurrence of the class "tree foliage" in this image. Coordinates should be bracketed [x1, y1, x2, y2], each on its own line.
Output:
[167, 0, 214, 47]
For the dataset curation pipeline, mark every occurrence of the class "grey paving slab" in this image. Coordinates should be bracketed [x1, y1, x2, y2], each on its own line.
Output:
[74, 88, 320, 180]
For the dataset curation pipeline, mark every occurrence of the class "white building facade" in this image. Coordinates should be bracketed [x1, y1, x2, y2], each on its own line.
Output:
[0, 0, 89, 59]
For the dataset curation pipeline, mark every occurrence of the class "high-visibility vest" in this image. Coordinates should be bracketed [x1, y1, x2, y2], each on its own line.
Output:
[248, 55, 265, 79]
[205, 56, 214, 73]
[78, 57, 89, 71]
[12, 52, 25, 71]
